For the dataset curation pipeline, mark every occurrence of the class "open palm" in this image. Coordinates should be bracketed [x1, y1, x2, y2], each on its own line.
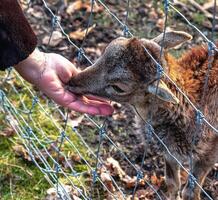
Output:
[15, 51, 114, 116]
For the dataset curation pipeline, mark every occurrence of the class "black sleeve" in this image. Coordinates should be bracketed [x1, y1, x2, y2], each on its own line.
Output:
[0, 0, 37, 70]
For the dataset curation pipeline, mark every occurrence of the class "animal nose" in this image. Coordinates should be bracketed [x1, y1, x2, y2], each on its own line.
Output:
[68, 78, 77, 88]
[67, 76, 88, 95]
[67, 78, 81, 93]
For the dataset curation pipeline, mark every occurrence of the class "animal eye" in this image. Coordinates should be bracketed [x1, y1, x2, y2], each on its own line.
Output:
[111, 85, 125, 93]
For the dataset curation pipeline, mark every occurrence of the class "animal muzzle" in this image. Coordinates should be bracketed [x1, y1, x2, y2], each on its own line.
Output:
[67, 63, 107, 98]
[67, 77, 87, 95]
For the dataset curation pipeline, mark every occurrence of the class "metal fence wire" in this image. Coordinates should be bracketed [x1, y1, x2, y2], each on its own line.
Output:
[0, 0, 217, 199]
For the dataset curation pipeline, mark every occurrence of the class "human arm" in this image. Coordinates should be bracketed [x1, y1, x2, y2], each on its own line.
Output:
[0, 0, 37, 70]
[0, 1, 113, 115]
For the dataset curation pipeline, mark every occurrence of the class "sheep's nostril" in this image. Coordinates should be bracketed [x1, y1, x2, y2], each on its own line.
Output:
[68, 78, 77, 87]
[67, 78, 86, 95]
[66, 79, 78, 92]
[65, 84, 74, 93]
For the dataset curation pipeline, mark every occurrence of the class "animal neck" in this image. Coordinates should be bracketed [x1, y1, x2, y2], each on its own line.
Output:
[134, 91, 195, 134]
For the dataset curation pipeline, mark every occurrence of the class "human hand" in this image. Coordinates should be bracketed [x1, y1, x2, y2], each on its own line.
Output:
[14, 49, 114, 115]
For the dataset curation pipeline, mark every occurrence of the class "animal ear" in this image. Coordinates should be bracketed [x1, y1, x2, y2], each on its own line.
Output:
[152, 31, 192, 49]
[148, 80, 179, 104]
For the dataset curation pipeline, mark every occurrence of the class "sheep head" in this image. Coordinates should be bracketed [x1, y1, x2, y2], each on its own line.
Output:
[68, 31, 192, 105]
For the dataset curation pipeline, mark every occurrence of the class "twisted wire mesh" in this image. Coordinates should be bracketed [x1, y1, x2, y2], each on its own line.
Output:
[0, 0, 217, 200]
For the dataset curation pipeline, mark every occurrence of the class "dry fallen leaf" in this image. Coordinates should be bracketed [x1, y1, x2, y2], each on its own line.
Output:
[84, 47, 102, 57]
[106, 191, 126, 200]
[122, 174, 148, 189]
[27, 8, 44, 19]
[100, 171, 116, 192]
[71, 153, 82, 163]
[134, 189, 151, 200]
[13, 145, 32, 161]
[106, 157, 126, 179]
[69, 24, 96, 40]
[67, 1, 86, 14]
[69, 114, 85, 128]
[0, 127, 15, 137]
[66, 0, 103, 14]
[156, 18, 164, 31]
[150, 173, 164, 188]
[122, 175, 137, 188]
[42, 31, 63, 47]
[45, 185, 82, 200]
[148, 8, 158, 20]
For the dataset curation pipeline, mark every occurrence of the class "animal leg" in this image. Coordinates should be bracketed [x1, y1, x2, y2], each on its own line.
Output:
[164, 155, 181, 200]
[182, 160, 212, 200]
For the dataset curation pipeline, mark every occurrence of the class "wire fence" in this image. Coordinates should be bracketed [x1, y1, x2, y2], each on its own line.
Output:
[0, 0, 217, 199]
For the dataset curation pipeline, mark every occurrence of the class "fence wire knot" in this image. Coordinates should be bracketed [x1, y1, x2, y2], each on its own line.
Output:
[60, 130, 66, 138]
[77, 48, 85, 62]
[0, 90, 5, 102]
[123, 25, 130, 38]
[188, 174, 196, 189]
[92, 170, 98, 183]
[156, 64, 164, 79]
[55, 163, 61, 172]
[7, 67, 13, 73]
[163, 0, 169, 12]
[99, 127, 106, 137]
[195, 110, 204, 125]
[145, 123, 153, 141]
[51, 15, 59, 28]
[208, 41, 215, 56]
[26, 126, 33, 135]
[136, 170, 143, 180]
[32, 96, 39, 107]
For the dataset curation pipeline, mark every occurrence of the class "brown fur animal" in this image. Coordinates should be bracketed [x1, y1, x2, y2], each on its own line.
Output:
[68, 31, 218, 200]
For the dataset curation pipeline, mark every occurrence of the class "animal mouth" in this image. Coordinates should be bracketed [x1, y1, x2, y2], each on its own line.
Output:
[66, 85, 111, 101]
[65, 85, 85, 96]
[85, 94, 111, 102]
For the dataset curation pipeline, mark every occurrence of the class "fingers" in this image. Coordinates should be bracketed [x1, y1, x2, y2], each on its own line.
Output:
[66, 95, 114, 115]
[50, 53, 80, 83]
[85, 95, 110, 103]
[47, 88, 114, 116]
[57, 62, 79, 83]
[67, 99, 114, 116]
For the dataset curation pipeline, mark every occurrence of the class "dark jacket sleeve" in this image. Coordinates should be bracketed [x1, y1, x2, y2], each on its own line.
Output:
[0, 0, 37, 70]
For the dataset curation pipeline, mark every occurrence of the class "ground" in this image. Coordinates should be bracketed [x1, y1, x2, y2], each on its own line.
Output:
[0, 0, 217, 199]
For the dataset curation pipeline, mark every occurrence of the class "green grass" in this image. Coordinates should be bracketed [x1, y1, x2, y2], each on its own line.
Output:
[0, 137, 49, 200]
[192, 12, 207, 25]
[0, 71, 93, 199]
